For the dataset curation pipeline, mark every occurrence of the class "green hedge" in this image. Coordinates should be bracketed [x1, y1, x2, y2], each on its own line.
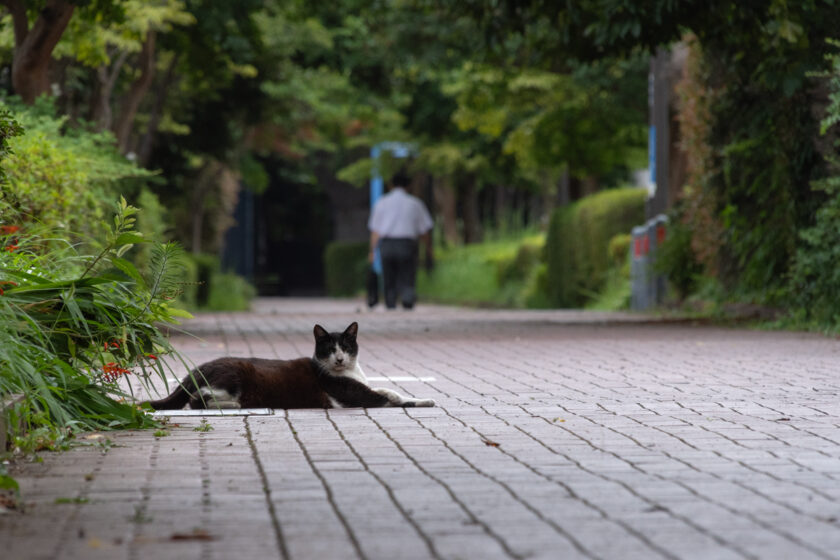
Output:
[324, 241, 369, 297]
[545, 187, 646, 307]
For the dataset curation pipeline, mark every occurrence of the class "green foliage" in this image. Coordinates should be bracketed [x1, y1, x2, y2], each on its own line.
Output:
[607, 233, 632, 268]
[417, 234, 545, 308]
[789, 176, 840, 326]
[0, 108, 22, 184]
[0, 99, 152, 237]
[586, 233, 633, 311]
[521, 264, 551, 309]
[0, 199, 188, 443]
[175, 253, 253, 311]
[655, 218, 703, 301]
[193, 418, 213, 432]
[674, 3, 833, 301]
[446, 57, 648, 181]
[544, 188, 646, 307]
[323, 241, 369, 297]
[789, 43, 840, 327]
[494, 237, 543, 285]
[206, 271, 256, 311]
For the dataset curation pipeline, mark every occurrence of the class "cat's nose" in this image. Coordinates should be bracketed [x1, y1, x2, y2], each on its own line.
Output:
[335, 356, 344, 363]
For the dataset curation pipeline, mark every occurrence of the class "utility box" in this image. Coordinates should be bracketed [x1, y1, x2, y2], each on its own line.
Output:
[631, 215, 668, 310]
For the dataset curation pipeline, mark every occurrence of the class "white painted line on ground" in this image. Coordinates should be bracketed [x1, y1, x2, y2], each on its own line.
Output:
[367, 376, 436, 382]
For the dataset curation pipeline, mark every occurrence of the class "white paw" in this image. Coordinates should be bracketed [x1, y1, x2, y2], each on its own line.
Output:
[415, 399, 436, 407]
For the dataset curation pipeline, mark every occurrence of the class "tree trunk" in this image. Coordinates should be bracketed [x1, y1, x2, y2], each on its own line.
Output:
[461, 175, 482, 244]
[90, 50, 129, 131]
[433, 176, 458, 246]
[138, 53, 179, 166]
[6, 0, 75, 104]
[114, 30, 157, 154]
[539, 171, 557, 227]
[558, 167, 571, 206]
[493, 184, 505, 228]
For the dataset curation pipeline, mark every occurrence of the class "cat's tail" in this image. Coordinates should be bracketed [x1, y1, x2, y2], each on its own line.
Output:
[145, 370, 205, 410]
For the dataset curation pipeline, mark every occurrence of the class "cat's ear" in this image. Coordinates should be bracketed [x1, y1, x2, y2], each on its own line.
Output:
[344, 322, 358, 339]
[313, 324, 329, 339]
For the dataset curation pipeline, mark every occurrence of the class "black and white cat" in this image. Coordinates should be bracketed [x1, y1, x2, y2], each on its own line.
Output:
[147, 322, 435, 410]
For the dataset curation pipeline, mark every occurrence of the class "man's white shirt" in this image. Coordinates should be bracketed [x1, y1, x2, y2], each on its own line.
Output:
[368, 187, 433, 238]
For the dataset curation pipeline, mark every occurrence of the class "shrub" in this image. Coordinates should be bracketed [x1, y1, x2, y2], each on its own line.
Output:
[207, 271, 257, 311]
[521, 263, 552, 309]
[655, 217, 703, 301]
[544, 188, 646, 307]
[324, 241, 369, 297]
[418, 234, 545, 308]
[607, 233, 632, 269]
[175, 253, 254, 311]
[788, 41, 840, 328]
[0, 199, 189, 443]
[191, 253, 219, 307]
[0, 98, 151, 238]
[495, 236, 543, 285]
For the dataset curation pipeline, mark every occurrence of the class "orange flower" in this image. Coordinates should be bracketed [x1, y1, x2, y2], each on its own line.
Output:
[5, 244, 19, 252]
[147, 354, 158, 360]
[102, 362, 131, 382]
[0, 281, 16, 296]
[0, 225, 20, 235]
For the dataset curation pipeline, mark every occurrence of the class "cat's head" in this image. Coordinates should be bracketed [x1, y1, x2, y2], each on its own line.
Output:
[313, 322, 359, 373]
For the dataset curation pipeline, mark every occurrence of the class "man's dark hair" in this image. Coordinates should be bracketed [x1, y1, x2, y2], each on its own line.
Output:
[390, 169, 410, 188]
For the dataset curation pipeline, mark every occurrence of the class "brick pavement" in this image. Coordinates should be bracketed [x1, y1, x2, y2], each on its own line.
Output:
[3, 298, 840, 560]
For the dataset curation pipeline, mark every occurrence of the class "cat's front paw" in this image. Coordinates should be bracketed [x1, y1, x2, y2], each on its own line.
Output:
[415, 399, 436, 407]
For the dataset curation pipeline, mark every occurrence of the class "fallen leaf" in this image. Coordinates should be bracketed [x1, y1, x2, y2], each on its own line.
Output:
[0, 494, 19, 512]
[554, 418, 566, 423]
[482, 439, 500, 447]
[170, 529, 214, 541]
[87, 537, 103, 549]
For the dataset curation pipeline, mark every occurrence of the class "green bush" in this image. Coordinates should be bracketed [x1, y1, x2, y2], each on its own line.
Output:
[521, 263, 552, 309]
[0, 199, 189, 445]
[495, 237, 543, 285]
[544, 187, 646, 307]
[607, 233, 632, 269]
[789, 43, 840, 329]
[0, 98, 151, 238]
[324, 241, 369, 297]
[585, 233, 634, 311]
[418, 234, 545, 308]
[174, 253, 253, 311]
[191, 253, 219, 307]
[655, 218, 703, 301]
[207, 271, 257, 311]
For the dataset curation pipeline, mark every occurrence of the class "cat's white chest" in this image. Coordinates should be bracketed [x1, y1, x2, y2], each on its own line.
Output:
[344, 363, 368, 386]
[327, 363, 368, 409]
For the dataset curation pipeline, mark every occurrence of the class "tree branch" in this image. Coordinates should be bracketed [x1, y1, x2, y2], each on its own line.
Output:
[0, 0, 29, 47]
[11, 0, 74, 103]
[114, 29, 157, 153]
[18, 0, 74, 64]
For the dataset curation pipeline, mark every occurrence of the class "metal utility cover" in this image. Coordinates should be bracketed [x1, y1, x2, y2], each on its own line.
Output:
[151, 408, 274, 417]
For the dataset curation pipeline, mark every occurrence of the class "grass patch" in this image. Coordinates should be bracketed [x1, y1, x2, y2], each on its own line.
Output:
[417, 233, 545, 308]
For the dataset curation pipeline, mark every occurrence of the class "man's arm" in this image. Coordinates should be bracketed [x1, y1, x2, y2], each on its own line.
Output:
[368, 230, 380, 264]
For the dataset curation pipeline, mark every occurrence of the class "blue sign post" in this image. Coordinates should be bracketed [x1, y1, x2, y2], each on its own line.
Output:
[369, 142, 414, 275]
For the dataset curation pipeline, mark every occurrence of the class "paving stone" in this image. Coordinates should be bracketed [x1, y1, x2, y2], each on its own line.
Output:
[4, 298, 840, 559]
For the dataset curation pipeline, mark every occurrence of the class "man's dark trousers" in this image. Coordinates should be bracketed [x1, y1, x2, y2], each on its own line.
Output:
[379, 238, 418, 309]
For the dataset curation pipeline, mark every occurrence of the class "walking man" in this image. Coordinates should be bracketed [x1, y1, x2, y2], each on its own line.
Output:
[368, 170, 433, 310]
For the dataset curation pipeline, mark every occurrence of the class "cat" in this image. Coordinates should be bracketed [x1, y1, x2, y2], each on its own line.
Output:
[147, 322, 435, 410]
